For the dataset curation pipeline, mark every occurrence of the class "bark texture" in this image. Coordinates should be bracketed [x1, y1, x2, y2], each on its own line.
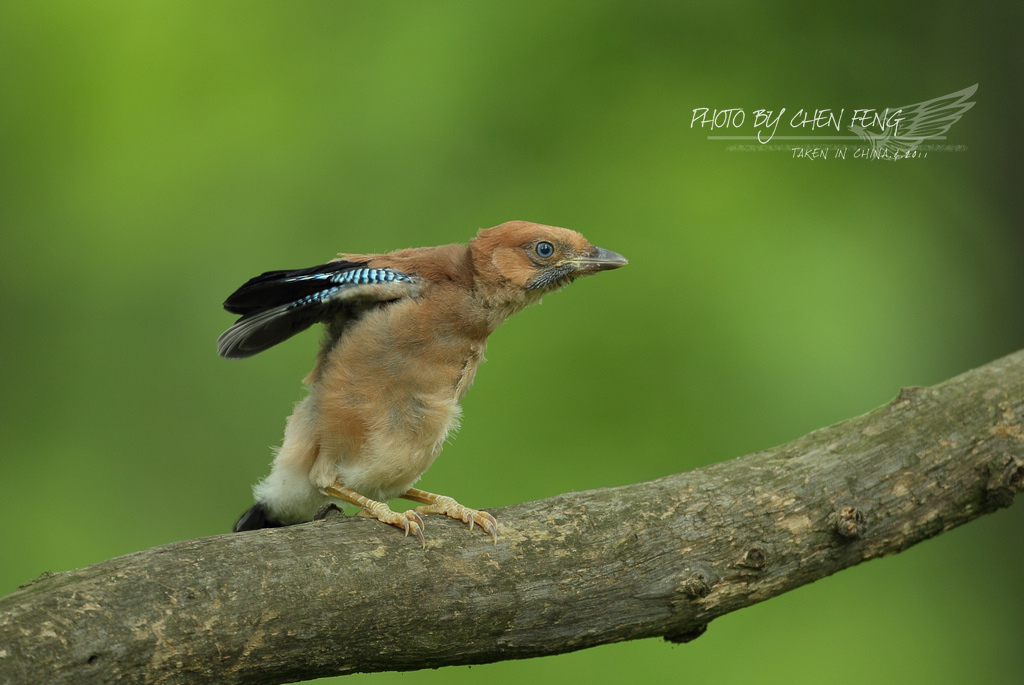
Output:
[2, 350, 1023, 684]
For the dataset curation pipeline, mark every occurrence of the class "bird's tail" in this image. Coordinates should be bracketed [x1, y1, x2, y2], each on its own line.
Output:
[232, 502, 285, 532]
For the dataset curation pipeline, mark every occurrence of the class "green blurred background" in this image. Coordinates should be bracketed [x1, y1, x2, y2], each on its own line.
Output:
[2, 2, 1022, 683]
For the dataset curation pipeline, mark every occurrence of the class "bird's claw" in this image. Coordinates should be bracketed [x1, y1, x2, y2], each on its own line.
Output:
[356, 502, 426, 546]
[483, 515, 498, 544]
[414, 496, 498, 543]
[384, 508, 426, 546]
[468, 510, 498, 544]
[398, 512, 425, 547]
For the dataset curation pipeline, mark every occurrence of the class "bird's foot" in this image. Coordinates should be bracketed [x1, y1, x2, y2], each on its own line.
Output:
[359, 502, 425, 545]
[402, 488, 498, 543]
[321, 482, 425, 545]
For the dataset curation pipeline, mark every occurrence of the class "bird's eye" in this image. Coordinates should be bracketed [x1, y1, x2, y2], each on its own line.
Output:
[534, 241, 555, 259]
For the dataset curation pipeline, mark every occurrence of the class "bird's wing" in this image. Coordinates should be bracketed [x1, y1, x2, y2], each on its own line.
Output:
[217, 260, 420, 359]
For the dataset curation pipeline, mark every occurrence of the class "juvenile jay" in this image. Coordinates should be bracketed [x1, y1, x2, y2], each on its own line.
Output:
[219, 221, 627, 543]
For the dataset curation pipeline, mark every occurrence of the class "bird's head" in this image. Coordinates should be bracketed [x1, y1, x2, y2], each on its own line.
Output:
[470, 221, 627, 301]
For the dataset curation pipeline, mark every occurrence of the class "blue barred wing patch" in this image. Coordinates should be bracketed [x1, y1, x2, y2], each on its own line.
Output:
[287, 268, 415, 309]
[286, 266, 412, 286]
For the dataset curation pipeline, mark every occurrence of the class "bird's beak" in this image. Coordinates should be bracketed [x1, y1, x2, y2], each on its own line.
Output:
[575, 246, 628, 273]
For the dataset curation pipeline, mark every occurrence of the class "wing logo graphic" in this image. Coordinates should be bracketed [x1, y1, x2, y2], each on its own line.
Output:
[849, 83, 977, 156]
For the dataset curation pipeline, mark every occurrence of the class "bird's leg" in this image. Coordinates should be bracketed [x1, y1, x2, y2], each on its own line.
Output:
[401, 487, 498, 543]
[321, 481, 425, 545]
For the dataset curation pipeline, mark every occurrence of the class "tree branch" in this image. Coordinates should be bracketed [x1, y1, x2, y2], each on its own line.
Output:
[3, 350, 1024, 685]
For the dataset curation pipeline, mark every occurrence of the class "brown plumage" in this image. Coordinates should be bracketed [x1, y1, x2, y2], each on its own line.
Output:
[220, 221, 627, 543]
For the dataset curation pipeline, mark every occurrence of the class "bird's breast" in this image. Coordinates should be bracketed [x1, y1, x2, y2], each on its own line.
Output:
[312, 296, 489, 499]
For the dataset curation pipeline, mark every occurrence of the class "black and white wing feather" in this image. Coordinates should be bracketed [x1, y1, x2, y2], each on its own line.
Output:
[217, 261, 419, 359]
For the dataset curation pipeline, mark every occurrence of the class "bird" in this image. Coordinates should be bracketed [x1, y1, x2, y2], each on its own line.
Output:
[219, 220, 627, 544]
